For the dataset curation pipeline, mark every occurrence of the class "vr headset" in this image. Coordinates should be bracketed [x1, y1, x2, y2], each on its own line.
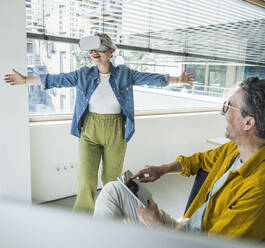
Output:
[79, 35, 116, 52]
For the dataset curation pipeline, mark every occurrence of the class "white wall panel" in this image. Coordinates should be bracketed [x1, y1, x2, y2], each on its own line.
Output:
[30, 112, 226, 218]
[0, 0, 31, 203]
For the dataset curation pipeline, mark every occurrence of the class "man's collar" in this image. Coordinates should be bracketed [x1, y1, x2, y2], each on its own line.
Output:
[237, 145, 265, 178]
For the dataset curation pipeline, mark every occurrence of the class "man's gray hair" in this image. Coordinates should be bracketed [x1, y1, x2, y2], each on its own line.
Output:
[240, 77, 265, 139]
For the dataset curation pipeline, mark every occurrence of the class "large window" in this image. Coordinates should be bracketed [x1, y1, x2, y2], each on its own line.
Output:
[26, 0, 265, 117]
[27, 40, 78, 115]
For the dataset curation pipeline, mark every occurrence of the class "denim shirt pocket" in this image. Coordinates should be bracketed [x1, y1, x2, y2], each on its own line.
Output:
[120, 84, 132, 100]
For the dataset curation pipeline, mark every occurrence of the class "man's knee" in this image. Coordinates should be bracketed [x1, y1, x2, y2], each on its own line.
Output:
[102, 181, 122, 194]
[95, 180, 139, 222]
[94, 181, 124, 218]
[96, 181, 126, 207]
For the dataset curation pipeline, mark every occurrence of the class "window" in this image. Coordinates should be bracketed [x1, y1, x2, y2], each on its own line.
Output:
[60, 95, 66, 112]
[243, 66, 265, 79]
[28, 38, 260, 116]
[25, 0, 265, 118]
[207, 65, 227, 97]
[27, 42, 33, 53]
[59, 51, 66, 73]
[209, 66, 226, 88]
[27, 40, 77, 115]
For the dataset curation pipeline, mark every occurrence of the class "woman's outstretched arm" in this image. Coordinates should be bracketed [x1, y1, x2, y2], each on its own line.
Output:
[3, 69, 41, 86]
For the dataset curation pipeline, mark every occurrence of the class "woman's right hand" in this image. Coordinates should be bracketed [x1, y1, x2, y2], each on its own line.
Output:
[132, 165, 164, 183]
[3, 69, 26, 85]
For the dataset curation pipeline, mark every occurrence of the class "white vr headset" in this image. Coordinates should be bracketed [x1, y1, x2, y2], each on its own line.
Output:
[79, 35, 116, 52]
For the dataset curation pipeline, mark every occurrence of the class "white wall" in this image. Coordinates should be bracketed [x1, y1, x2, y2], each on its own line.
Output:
[30, 112, 226, 218]
[0, 0, 31, 203]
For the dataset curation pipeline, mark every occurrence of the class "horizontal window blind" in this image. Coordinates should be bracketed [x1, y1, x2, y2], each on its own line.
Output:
[26, 0, 265, 65]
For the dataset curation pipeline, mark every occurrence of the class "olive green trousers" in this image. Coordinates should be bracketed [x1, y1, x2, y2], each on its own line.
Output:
[73, 112, 127, 213]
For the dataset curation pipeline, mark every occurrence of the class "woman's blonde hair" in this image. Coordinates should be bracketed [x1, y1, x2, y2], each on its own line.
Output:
[98, 33, 116, 51]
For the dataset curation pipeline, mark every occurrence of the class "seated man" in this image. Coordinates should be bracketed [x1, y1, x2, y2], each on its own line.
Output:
[94, 77, 265, 241]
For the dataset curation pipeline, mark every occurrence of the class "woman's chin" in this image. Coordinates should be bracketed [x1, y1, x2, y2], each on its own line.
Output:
[92, 59, 101, 64]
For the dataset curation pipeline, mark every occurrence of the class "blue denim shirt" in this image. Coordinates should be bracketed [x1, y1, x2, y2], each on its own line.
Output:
[40, 63, 169, 142]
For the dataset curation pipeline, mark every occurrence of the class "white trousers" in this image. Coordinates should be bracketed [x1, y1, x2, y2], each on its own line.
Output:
[94, 181, 183, 229]
[94, 181, 141, 225]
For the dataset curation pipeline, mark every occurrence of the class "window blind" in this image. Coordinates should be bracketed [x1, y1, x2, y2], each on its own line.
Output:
[26, 0, 265, 65]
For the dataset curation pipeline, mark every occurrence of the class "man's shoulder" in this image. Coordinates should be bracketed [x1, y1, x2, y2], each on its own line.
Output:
[217, 140, 238, 154]
[249, 160, 265, 191]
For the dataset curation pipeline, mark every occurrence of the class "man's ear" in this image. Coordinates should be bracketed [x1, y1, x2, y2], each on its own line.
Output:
[244, 116, 256, 131]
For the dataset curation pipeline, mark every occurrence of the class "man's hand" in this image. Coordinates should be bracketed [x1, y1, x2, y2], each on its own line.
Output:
[138, 198, 163, 227]
[178, 69, 195, 85]
[3, 69, 26, 85]
[132, 165, 164, 183]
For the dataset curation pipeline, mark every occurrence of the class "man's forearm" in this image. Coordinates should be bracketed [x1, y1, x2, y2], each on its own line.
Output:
[25, 76, 41, 86]
[160, 160, 183, 176]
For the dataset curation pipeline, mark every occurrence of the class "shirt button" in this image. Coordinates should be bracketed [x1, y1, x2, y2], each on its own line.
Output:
[126, 88, 129, 91]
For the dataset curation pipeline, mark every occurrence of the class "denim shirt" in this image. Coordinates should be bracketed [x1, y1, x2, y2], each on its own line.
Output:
[40, 63, 169, 142]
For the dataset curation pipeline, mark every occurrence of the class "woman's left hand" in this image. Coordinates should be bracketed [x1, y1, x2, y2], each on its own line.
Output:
[178, 69, 195, 85]
[137, 198, 163, 227]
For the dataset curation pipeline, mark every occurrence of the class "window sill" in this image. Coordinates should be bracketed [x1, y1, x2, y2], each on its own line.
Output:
[29, 107, 220, 122]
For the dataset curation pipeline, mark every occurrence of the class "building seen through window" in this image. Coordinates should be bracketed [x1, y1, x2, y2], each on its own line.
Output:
[25, 0, 265, 117]
[27, 38, 265, 116]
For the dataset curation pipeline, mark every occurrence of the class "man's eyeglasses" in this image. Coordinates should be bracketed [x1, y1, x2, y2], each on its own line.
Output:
[222, 101, 241, 114]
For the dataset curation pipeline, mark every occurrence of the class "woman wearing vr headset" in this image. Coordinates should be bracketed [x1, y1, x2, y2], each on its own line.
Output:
[4, 33, 194, 213]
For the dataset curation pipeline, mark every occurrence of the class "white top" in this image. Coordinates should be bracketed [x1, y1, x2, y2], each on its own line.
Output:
[89, 73, 121, 114]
